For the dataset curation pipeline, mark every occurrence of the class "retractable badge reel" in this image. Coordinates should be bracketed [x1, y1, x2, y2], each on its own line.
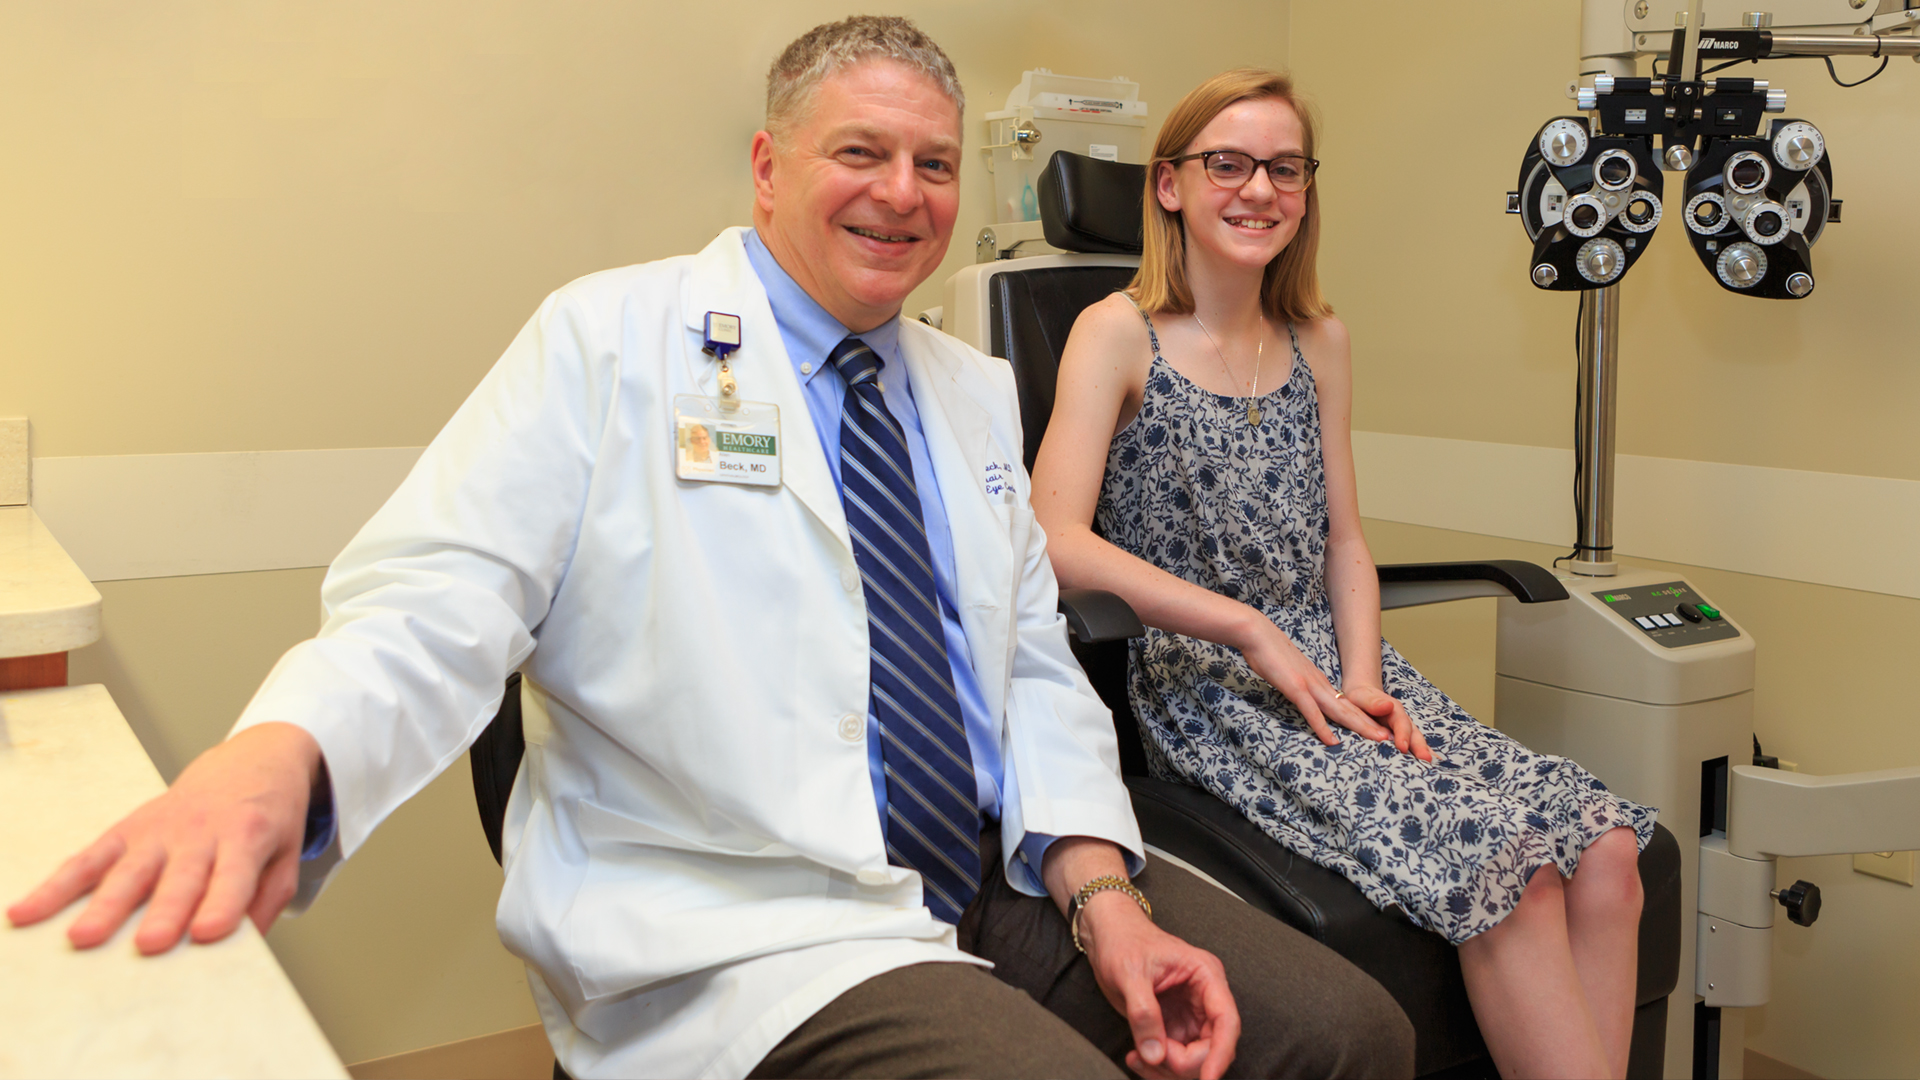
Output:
[673, 312, 782, 486]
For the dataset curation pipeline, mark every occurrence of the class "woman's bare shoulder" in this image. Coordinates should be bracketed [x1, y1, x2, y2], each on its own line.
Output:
[1072, 291, 1153, 344]
[1290, 313, 1350, 358]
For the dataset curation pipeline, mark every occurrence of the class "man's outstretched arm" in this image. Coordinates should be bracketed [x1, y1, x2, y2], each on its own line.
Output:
[7, 722, 321, 954]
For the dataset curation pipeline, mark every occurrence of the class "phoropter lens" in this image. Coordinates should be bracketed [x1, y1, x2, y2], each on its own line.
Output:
[1594, 150, 1635, 190]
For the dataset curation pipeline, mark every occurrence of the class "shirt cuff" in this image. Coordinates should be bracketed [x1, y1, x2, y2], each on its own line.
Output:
[1008, 830, 1058, 895]
[301, 762, 338, 862]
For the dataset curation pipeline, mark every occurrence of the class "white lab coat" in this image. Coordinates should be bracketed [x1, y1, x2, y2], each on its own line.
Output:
[235, 228, 1142, 1078]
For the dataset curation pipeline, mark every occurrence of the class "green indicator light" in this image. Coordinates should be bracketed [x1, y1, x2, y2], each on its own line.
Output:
[1603, 594, 1617, 602]
[1699, 604, 1721, 620]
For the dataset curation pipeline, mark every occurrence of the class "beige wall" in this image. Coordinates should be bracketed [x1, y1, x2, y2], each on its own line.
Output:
[5, 0, 1288, 1066]
[1289, 2, 1920, 1076]
[17, 1, 1916, 1074]
[0, 0, 1288, 457]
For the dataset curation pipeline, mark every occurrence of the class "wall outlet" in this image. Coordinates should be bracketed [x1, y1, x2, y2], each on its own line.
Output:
[1853, 850, 1915, 886]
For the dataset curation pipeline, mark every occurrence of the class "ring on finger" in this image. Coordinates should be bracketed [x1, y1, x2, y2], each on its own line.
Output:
[1332, 689, 1345, 699]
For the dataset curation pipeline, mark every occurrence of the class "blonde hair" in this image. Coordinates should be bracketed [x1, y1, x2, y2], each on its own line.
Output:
[1129, 69, 1331, 323]
[765, 16, 964, 140]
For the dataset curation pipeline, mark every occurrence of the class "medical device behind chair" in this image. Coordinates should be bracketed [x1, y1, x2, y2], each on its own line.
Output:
[1498, 3, 1920, 1076]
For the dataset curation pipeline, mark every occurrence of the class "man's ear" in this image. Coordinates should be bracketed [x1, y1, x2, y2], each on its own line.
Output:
[750, 130, 778, 217]
[1153, 160, 1182, 214]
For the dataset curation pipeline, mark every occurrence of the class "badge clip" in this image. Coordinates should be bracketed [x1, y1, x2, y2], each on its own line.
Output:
[703, 312, 742, 400]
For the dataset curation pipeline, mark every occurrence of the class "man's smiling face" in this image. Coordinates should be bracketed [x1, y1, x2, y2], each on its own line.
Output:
[751, 60, 962, 332]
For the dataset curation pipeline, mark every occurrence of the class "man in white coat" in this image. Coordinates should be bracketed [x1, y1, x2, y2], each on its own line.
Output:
[11, 16, 1413, 1080]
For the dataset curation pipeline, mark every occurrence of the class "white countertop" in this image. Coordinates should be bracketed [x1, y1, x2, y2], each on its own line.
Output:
[0, 507, 101, 659]
[0, 684, 346, 1079]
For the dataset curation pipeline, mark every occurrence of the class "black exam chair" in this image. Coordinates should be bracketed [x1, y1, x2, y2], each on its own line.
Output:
[932, 149, 1681, 1079]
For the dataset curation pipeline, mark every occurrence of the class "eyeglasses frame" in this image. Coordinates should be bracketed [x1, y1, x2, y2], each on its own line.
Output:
[1164, 149, 1320, 193]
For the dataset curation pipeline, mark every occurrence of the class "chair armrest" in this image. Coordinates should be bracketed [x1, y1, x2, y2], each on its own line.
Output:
[1376, 560, 1569, 611]
[1058, 588, 1145, 643]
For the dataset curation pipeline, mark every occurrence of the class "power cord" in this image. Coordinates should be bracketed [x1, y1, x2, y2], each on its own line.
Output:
[1654, 50, 1892, 86]
[1551, 297, 1582, 572]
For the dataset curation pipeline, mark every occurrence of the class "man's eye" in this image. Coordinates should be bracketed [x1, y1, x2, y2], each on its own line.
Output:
[919, 159, 956, 178]
[838, 146, 879, 161]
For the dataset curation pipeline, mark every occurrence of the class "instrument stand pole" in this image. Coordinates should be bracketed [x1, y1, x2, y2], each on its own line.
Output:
[1571, 283, 1621, 577]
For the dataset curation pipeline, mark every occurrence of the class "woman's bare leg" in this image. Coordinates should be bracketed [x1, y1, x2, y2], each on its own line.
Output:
[1458, 868, 1611, 1079]
[1563, 827, 1645, 1079]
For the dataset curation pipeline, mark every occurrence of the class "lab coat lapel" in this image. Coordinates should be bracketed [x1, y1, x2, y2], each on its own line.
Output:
[683, 229, 848, 549]
[900, 327, 1015, 706]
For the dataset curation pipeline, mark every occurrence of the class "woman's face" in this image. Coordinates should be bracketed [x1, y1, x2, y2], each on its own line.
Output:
[1156, 97, 1307, 273]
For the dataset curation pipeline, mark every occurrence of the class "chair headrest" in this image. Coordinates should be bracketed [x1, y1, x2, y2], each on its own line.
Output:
[1038, 151, 1146, 255]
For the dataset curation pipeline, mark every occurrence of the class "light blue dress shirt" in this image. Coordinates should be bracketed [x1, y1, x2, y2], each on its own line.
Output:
[743, 229, 1055, 878]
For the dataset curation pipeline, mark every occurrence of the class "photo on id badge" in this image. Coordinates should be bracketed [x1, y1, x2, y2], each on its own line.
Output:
[678, 417, 717, 475]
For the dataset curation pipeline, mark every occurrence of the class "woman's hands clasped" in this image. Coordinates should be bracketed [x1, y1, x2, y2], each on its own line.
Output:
[1235, 615, 1433, 762]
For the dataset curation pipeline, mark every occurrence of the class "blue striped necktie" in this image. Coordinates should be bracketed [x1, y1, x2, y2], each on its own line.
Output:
[829, 336, 980, 924]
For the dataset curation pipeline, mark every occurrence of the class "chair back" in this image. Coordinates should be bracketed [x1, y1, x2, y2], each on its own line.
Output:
[470, 672, 523, 865]
[943, 151, 1147, 470]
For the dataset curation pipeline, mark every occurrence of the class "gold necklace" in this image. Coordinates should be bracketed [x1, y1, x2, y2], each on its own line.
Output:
[1192, 312, 1265, 425]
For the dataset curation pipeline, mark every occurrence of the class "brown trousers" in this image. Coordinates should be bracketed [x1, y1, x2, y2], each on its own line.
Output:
[748, 829, 1415, 1079]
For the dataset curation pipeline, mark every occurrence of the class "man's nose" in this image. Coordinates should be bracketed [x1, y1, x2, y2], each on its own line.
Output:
[870, 154, 924, 213]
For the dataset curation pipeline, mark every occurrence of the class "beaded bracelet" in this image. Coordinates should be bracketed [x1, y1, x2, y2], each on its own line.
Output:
[1068, 874, 1153, 953]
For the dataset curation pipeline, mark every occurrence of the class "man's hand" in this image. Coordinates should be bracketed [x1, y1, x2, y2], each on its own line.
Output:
[1077, 891, 1240, 1080]
[1043, 837, 1240, 1080]
[7, 722, 322, 954]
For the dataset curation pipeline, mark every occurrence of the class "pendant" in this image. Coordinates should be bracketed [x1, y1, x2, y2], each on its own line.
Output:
[1247, 403, 1262, 426]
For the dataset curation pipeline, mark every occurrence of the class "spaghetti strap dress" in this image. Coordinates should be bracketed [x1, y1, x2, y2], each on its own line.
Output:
[1094, 304, 1656, 943]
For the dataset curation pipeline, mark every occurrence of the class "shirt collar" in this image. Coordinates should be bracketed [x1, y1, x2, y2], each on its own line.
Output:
[742, 229, 901, 383]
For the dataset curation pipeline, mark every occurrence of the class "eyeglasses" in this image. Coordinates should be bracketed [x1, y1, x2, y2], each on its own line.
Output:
[1167, 150, 1319, 193]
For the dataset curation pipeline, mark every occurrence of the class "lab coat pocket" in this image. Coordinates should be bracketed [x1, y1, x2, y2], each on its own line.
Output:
[564, 799, 833, 1002]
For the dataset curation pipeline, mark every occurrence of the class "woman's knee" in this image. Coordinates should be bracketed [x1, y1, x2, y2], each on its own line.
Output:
[1572, 827, 1644, 913]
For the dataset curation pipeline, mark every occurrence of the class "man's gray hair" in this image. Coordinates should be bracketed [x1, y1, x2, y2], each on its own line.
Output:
[765, 16, 965, 138]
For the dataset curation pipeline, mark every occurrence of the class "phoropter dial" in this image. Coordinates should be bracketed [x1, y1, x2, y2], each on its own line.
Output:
[1619, 191, 1663, 233]
[1772, 121, 1825, 173]
[1716, 242, 1768, 289]
[1563, 192, 1610, 238]
[1741, 200, 1790, 245]
[1577, 238, 1627, 284]
[1539, 119, 1588, 167]
[1685, 192, 1729, 235]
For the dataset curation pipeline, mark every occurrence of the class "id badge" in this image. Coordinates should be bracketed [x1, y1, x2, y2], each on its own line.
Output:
[673, 394, 781, 486]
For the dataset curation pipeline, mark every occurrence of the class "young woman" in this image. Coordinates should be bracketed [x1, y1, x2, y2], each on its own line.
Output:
[1030, 69, 1656, 1080]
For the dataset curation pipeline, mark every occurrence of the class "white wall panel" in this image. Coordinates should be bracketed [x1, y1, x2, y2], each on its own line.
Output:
[1353, 432, 1920, 599]
[31, 437, 1920, 599]
[32, 449, 422, 582]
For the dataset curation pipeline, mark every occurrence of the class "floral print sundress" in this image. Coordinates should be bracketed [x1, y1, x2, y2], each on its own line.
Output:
[1094, 304, 1656, 943]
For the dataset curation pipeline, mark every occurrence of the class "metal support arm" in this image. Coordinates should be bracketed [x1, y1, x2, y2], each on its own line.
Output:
[1727, 762, 1920, 859]
[1696, 763, 1920, 1007]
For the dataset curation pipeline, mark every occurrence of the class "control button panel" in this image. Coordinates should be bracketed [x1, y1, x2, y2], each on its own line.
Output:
[1596, 581, 1741, 649]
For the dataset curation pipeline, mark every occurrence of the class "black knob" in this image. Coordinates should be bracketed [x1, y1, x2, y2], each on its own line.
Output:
[1774, 880, 1822, 927]
[1677, 603, 1703, 623]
